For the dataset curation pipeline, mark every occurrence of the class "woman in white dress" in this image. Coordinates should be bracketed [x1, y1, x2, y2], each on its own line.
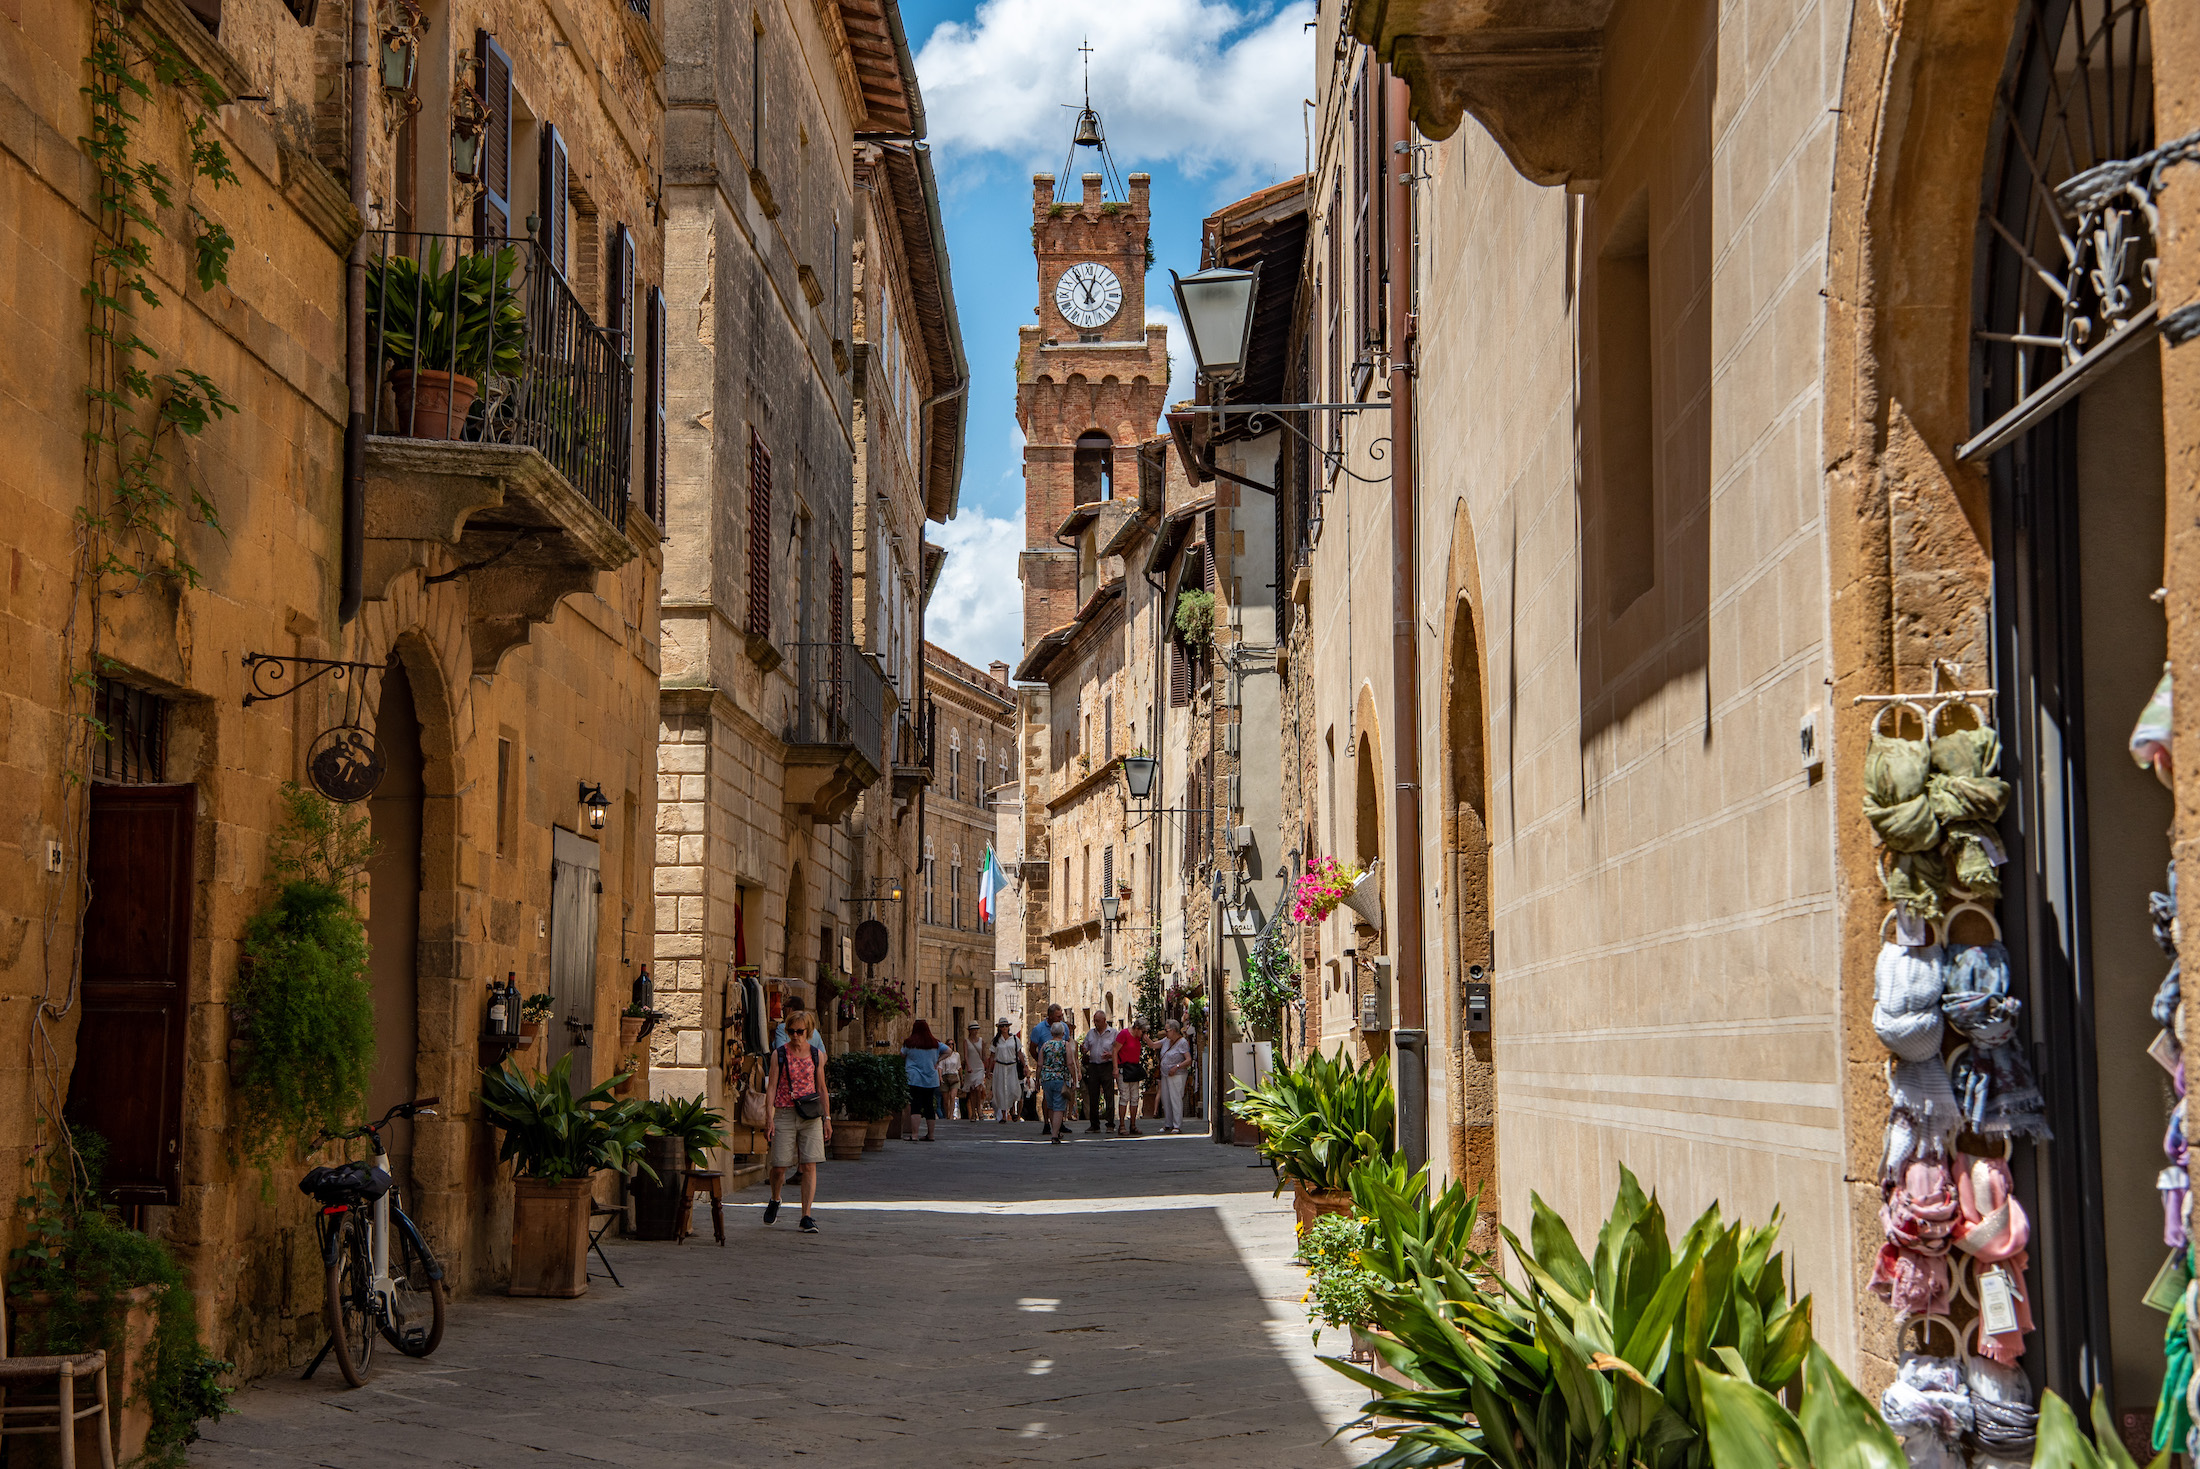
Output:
[1158, 1019, 1193, 1133]
[987, 1017, 1026, 1124]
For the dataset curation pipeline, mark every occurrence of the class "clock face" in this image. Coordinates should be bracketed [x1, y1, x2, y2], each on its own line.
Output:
[1055, 262, 1123, 330]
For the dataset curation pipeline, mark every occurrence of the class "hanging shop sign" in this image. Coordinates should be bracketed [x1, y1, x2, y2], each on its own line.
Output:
[241, 651, 398, 803]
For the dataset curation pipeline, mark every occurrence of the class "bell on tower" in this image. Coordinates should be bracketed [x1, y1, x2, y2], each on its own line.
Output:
[1058, 39, 1126, 202]
[1073, 107, 1103, 149]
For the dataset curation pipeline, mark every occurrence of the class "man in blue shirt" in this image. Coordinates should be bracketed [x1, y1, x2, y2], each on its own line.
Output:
[1027, 1003, 1065, 1131]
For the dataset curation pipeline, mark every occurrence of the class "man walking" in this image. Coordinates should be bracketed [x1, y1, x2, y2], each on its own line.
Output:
[1081, 1012, 1118, 1134]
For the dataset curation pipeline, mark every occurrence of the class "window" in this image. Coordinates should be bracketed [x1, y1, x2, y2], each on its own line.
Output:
[949, 731, 961, 801]
[1103, 694, 1113, 760]
[747, 428, 773, 639]
[1073, 432, 1113, 504]
[644, 286, 667, 525]
[924, 839, 935, 924]
[950, 848, 962, 929]
[474, 32, 514, 240]
[495, 738, 513, 856]
[93, 679, 168, 784]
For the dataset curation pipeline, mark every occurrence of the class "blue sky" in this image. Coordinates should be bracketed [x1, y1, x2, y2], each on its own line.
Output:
[903, 0, 1314, 669]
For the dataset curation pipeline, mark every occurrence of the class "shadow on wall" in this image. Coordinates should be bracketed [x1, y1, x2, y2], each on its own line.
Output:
[1575, 0, 1715, 751]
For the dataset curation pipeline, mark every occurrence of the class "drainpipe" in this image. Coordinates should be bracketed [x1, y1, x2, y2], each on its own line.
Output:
[1383, 70, 1427, 1172]
[339, 0, 370, 625]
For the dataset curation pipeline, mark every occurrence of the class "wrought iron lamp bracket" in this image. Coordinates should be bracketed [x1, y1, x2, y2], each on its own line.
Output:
[241, 651, 395, 708]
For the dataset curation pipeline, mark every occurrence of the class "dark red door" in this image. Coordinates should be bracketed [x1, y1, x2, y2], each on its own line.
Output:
[67, 784, 196, 1205]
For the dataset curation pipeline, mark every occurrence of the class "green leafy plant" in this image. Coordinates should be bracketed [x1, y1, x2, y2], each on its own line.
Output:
[232, 785, 377, 1185]
[1326, 1166, 1824, 1469]
[13, 1138, 232, 1465]
[1233, 922, 1297, 1041]
[826, 1052, 908, 1123]
[1700, 1342, 1907, 1469]
[368, 239, 526, 380]
[1346, 1154, 1487, 1293]
[1175, 587, 1216, 648]
[477, 1054, 653, 1182]
[641, 1094, 729, 1164]
[1301, 1209, 1379, 1344]
[1133, 945, 1166, 1036]
[1231, 1048, 1395, 1194]
[522, 992, 556, 1023]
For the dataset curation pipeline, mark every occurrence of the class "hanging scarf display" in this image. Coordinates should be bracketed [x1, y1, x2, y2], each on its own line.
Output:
[1881, 1343, 1973, 1469]
[1951, 1153, 2034, 1365]
[1866, 734, 1942, 853]
[2161, 1290, 2196, 1454]
[1964, 1351, 2038, 1467]
[2164, 1100, 2189, 1251]
[1872, 1156, 1959, 1315]
[1940, 942, 2051, 1141]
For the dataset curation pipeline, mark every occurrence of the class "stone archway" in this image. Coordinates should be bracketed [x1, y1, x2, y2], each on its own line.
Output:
[1438, 501, 1497, 1232]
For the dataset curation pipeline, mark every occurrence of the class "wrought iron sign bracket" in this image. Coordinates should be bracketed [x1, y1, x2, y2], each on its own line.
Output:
[241, 651, 394, 707]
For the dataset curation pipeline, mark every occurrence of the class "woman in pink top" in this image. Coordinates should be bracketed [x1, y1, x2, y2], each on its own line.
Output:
[1113, 1024, 1147, 1136]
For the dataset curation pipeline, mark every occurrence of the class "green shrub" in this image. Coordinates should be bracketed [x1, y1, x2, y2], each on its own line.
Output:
[641, 1094, 728, 1164]
[1231, 1047, 1394, 1194]
[827, 1051, 909, 1122]
[368, 239, 526, 380]
[1175, 588, 1215, 648]
[477, 1054, 652, 1181]
[232, 785, 376, 1185]
[1301, 1210, 1378, 1344]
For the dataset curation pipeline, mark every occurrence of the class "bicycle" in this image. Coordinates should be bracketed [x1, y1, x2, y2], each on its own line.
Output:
[300, 1097, 448, 1387]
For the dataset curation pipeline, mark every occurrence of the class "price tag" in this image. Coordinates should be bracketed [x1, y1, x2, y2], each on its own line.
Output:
[1978, 1266, 2020, 1336]
[2151, 1028, 2182, 1075]
[2144, 1247, 2193, 1314]
[1895, 908, 1930, 947]
[1979, 832, 2007, 867]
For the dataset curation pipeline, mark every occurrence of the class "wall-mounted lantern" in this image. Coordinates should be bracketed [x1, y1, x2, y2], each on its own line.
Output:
[579, 781, 610, 831]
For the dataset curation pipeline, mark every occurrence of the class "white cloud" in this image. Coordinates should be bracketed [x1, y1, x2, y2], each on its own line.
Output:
[926, 505, 1028, 670]
[915, 0, 1314, 194]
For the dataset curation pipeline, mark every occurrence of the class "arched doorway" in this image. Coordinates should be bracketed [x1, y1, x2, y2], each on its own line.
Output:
[1443, 592, 1496, 1218]
[1073, 432, 1114, 504]
[1975, 0, 2167, 1409]
[366, 663, 424, 1199]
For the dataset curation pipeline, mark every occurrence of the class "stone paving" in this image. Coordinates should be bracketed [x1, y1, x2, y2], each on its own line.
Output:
[195, 1122, 1377, 1467]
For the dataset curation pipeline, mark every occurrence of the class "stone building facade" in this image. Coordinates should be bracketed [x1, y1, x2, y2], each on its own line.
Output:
[912, 644, 1013, 1044]
[1258, 0, 2200, 1416]
[4, 0, 667, 1376]
[653, 0, 956, 1096]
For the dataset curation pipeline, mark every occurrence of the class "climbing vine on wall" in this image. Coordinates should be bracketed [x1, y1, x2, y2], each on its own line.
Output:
[36, 1, 241, 1191]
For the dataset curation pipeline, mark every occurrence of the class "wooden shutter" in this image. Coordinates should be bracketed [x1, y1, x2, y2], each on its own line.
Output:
[608, 223, 634, 343]
[539, 122, 569, 276]
[475, 32, 512, 241]
[644, 286, 667, 524]
[66, 784, 196, 1206]
[1170, 639, 1189, 707]
[1203, 512, 1218, 587]
[747, 428, 773, 638]
[829, 555, 844, 705]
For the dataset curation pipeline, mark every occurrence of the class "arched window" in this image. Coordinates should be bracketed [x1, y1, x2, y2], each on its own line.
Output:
[1073, 431, 1113, 505]
[923, 838, 935, 925]
[950, 844, 962, 929]
[949, 729, 962, 801]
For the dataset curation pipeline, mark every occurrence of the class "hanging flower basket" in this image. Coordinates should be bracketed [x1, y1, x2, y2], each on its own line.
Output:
[1340, 861, 1384, 931]
[1289, 857, 1363, 924]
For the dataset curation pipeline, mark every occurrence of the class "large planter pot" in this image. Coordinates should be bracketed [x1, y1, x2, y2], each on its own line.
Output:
[1341, 861, 1384, 930]
[15, 1284, 157, 1468]
[864, 1117, 889, 1150]
[630, 1134, 689, 1241]
[1292, 1183, 1355, 1232]
[509, 1177, 594, 1297]
[827, 1125, 868, 1160]
[389, 368, 478, 439]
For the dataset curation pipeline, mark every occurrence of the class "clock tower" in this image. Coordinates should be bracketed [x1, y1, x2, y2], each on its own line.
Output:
[1016, 168, 1171, 644]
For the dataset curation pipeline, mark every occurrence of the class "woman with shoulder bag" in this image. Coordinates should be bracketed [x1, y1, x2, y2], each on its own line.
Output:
[763, 1005, 830, 1233]
[1114, 1022, 1148, 1136]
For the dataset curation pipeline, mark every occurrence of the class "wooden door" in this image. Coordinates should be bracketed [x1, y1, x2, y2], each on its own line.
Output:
[68, 784, 196, 1204]
[548, 827, 601, 1076]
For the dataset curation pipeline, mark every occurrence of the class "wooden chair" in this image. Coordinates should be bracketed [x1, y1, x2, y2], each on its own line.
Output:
[0, 1282, 116, 1469]
[675, 1170, 725, 1246]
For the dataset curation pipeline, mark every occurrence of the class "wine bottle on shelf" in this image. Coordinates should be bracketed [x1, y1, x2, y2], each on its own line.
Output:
[488, 979, 508, 1035]
[502, 971, 520, 1035]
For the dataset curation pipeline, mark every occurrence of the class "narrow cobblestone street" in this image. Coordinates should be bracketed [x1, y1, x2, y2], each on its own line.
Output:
[196, 1126, 1370, 1467]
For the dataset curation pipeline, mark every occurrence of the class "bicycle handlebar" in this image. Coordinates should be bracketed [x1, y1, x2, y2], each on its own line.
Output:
[314, 1097, 443, 1144]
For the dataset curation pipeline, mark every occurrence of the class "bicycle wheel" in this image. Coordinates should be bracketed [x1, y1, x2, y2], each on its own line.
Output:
[321, 1219, 376, 1387]
[381, 1210, 446, 1357]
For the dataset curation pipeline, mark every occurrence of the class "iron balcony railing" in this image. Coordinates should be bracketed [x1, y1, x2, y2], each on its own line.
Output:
[893, 696, 936, 770]
[786, 642, 886, 777]
[365, 229, 630, 530]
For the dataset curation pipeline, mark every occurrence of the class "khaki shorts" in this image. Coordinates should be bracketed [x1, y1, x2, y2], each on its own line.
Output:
[770, 1106, 825, 1167]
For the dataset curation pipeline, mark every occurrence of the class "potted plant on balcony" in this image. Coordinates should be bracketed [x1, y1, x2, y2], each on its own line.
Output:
[369, 239, 526, 440]
[477, 1054, 652, 1296]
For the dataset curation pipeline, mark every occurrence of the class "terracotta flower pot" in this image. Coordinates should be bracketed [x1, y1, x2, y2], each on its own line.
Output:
[509, 1177, 594, 1297]
[14, 1284, 158, 1468]
[865, 1116, 889, 1151]
[1292, 1182, 1355, 1232]
[827, 1126, 868, 1160]
[390, 368, 479, 439]
[618, 1016, 645, 1046]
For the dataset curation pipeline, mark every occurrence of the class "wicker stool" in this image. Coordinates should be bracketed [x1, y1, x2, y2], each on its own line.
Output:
[676, 1170, 725, 1246]
[0, 1351, 114, 1469]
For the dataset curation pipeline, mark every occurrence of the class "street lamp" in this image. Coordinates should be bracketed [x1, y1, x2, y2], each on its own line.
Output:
[1121, 754, 1157, 800]
[1170, 264, 1261, 384]
[578, 781, 610, 830]
[1099, 893, 1122, 927]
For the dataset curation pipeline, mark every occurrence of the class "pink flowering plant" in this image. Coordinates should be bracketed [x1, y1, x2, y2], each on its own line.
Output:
[1289, 857, 1362, 924]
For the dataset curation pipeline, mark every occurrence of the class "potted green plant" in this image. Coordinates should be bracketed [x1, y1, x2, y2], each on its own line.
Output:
[476, 1055, 651, 1296]
[368, 240, 526, 439]
[1175, 587, 1215, 648]
[1297, 1209, 1378, 1357]
[520, 991, 554, 1054]
[625, 1094, 727, 1241]
[824, 1053, 873, 1159]
[1231, 1048, 1394, 1227]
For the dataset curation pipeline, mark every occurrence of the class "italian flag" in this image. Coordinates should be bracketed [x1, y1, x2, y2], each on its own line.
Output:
[978, 844, 1002, 925]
